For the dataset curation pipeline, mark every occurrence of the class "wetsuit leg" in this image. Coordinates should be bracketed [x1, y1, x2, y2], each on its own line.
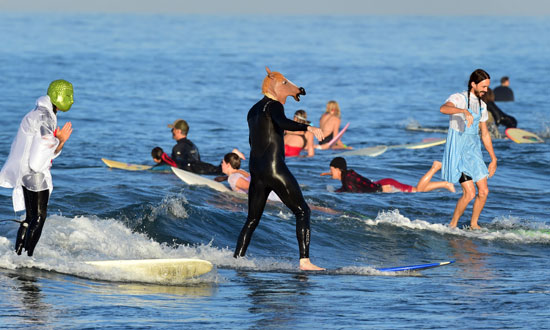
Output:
[234, 175, 269, 258]
[190, 162, 223, 175]
[21, 187, 49, 257]
[269, 164, 311, 259]
[15, 187, 37, 255]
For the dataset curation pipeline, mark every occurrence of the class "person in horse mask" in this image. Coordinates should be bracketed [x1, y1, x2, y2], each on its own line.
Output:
[0, 80, 74, 256]
[233, 67, 325, 271]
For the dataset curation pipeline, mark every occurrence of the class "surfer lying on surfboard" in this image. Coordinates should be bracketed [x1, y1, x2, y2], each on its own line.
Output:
[321, 157, 455, 193]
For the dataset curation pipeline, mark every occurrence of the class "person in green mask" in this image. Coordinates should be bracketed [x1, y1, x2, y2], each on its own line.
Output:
[0, 79, 74, 256]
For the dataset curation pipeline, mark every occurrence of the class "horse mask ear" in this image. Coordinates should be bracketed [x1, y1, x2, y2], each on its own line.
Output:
[265, 66, 274, 79]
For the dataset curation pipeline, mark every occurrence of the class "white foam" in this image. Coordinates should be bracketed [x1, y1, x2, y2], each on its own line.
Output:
[359, 209, 550, 243]
[0, 214, 222, 285]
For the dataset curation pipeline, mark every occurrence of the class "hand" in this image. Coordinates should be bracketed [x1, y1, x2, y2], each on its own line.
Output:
[307, 126, 324, 142]
[464, 111, 474, 128]
[488, 160, 497, 177]
[56, 122, 73, 144]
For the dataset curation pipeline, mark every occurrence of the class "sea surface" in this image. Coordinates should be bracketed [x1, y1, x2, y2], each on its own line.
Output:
[0, 13, 549, 329]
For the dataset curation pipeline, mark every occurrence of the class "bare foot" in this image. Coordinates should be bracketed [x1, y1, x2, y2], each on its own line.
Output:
[445, 182, 456, 193]
[299, 258, 325, 271]
[470, 224, 481, 230]
[432, 160, 442, 171]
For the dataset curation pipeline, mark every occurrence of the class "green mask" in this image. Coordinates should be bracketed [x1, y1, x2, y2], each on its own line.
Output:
[47, 79, 74, 112]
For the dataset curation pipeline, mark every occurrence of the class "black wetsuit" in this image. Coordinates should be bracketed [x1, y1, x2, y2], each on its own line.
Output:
[171, 137, 222, 175]
[15, 187, 49, 256]
[493, 86, 514, 102]
[486, 101, 517, 128]
[234, 96, 311, 259]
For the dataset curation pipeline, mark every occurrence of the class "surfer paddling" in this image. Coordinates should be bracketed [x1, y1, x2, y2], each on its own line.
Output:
[440, 69, 497, 229]
[233, 67, 325, 271]
[0, 80, 74, 256]
[323, 157, 455, 193]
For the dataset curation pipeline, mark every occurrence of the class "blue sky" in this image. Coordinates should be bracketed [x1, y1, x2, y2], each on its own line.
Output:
[1, 0, 549, 15]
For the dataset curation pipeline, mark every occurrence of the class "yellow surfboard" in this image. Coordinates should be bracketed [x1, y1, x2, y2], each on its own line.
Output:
[101, 158, 153, 171]
[505, 128, 544, 144]
[85, 258, 213, 281]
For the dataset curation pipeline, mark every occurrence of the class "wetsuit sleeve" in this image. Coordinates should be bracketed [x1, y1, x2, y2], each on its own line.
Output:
[268, 103, 309, 132]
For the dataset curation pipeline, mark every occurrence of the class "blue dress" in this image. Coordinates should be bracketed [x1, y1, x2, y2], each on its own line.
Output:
[442, 98, 489, 184]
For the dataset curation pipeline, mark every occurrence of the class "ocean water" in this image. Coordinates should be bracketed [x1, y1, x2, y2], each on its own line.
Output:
[1, 13, 549, 329]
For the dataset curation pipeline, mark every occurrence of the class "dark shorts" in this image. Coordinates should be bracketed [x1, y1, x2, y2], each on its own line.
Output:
[459, 173, 473, 183]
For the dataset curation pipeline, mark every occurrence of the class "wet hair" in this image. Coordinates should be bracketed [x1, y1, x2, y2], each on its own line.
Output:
[325, 100, 341, 118]
[223, 152, 241, 169]
[151, 146, 164, 160]
[467, 69, 490, 109]
[330, 157, 347, 171]
[500, 76, 509, 84]
[294, 109, 310, 124]
[482, 87, 495, 103]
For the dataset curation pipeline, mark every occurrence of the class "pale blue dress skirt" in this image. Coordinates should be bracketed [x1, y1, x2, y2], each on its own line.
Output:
[442, 108, 488, 184]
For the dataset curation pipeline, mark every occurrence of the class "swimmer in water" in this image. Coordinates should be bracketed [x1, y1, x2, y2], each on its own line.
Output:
[284, 109, 315, 157]
[233, 67, 325, 271]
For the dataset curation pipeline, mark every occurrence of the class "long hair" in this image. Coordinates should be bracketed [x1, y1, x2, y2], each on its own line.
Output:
[467, 69, 490, 109]
[325, 100, 341, 118]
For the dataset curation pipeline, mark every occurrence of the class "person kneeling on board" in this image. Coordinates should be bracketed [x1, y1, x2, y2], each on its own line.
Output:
[0, 80, 74, 256]
[322, 157, 455, 193]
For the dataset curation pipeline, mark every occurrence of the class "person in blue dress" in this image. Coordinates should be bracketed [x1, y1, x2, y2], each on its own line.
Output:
[440, 69, 497, 229]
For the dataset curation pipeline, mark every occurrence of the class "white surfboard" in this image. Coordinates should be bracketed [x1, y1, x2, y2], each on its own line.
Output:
[171, 167, 231, 192]
[334, 145, 388, 157]
[85, 258, 213, 280]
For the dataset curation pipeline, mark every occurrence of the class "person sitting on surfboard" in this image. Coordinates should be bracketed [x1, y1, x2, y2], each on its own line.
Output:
[151, 146, 177, 169]
[284, 110, 315, 157]
[322, 157, 455, 193]
[0, 80, 74, 256]
[233, 67, 325, 271]
[168, 119, 223, 175]
[318, 100, 351, 150]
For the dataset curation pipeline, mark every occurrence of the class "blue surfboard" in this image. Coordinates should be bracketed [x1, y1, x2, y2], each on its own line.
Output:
[376, 260, 455, 272]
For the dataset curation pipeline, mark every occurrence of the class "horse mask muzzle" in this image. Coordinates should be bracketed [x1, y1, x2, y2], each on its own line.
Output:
[294, 87, 306, 101]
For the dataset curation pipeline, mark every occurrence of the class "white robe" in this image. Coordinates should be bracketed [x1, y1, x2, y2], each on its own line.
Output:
[0, 96, 61, 212]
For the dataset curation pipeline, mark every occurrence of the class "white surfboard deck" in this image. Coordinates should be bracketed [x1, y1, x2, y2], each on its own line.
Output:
[171, 167, 231, 192]
[85, 258, 213, 280]
[334, 145, 388, 157]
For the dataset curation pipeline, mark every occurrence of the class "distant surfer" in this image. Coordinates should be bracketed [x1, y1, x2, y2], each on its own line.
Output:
[0, 80, 74, 256]
[322, 157, 454, 193]
[318, 100, 351, 150]
[168, 119, 223, 175]
[493, 76, 514, 102]
[234, 67, 325, 271]
[440, 69, 497, 229]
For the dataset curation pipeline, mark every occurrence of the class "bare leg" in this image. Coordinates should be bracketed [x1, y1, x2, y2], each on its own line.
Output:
[415, 161, 455, 193]
[449, 181, 476, 228]
[470, 178, 489, 230]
